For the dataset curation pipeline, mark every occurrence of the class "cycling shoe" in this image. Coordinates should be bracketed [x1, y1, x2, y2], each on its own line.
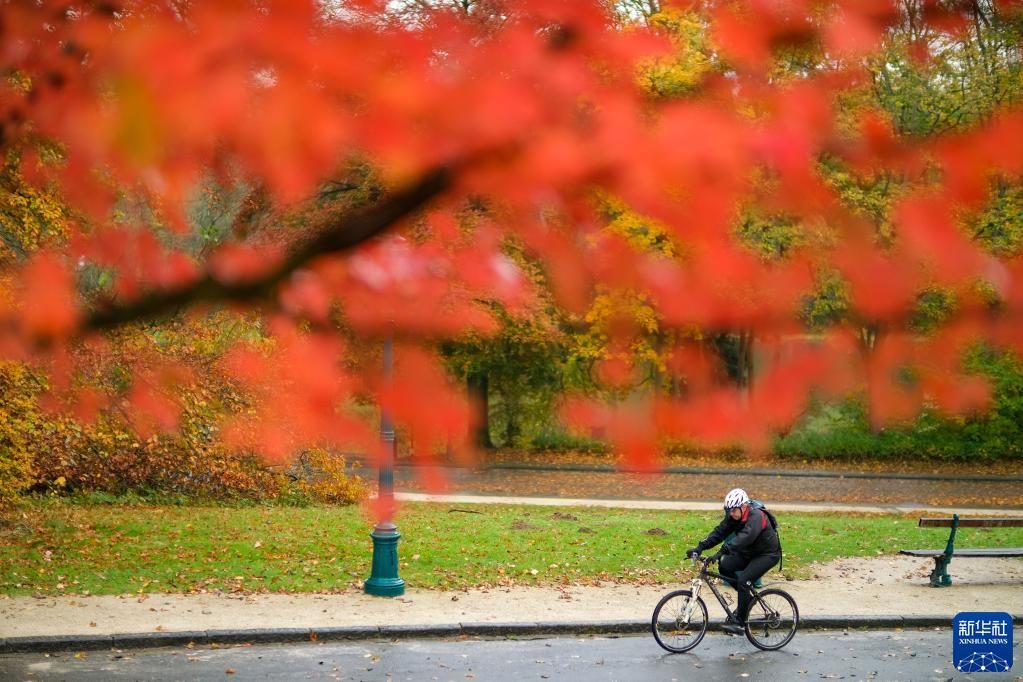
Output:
[722, 616, 745, 635]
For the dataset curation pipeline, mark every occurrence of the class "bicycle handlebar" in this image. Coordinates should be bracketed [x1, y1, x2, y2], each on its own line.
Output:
[691, 552, 723, 568]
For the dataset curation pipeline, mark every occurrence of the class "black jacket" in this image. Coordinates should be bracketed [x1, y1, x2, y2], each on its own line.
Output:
[696, 506, 781, 559]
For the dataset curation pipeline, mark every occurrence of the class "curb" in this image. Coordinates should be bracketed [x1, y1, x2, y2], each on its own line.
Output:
[4, 615, 1020, 654]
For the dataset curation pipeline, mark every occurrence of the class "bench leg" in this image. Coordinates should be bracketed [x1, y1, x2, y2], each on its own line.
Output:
[930, 555, 952, 587]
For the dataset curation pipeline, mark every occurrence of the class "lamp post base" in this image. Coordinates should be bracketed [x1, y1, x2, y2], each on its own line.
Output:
[364, 522, 405, 597]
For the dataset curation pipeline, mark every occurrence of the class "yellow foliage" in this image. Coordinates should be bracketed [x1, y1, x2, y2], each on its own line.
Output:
[0, 152, 71, 264]
[0, 318, 297, 504]
[640, 9, 714, 100]
[297, 448, 367, 505]
[571, 191, 688, 387]
[0, 363, 39, 508]
[577, 287, 673, 378]
[596, 192, 679, 257]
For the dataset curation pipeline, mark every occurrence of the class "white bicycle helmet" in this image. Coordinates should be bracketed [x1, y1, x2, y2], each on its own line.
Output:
[723, 488, 750, 510]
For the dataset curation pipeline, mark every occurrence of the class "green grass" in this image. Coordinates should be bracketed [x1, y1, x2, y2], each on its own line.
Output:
[2, 501, 1022, 596]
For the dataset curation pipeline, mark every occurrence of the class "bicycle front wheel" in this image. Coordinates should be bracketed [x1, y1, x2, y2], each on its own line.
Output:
[651, 589, 708, 653]
[744, 588, 798, 651]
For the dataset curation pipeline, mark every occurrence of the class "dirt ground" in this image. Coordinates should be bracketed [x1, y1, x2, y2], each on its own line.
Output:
[480, 450, 1023, 478]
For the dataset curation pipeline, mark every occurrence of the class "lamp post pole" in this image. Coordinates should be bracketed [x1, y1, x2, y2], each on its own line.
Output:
[364, 335, 405, 597]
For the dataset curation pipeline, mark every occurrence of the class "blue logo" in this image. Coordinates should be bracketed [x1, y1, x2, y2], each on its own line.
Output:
[953, 612, 1013, 673]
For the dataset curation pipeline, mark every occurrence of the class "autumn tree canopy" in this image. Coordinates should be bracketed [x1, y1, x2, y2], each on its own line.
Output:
[2, 0, 1023, 485]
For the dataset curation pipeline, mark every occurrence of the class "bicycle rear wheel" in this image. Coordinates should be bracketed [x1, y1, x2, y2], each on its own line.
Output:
[744, 588, 798, 651]
[651, 589, 708, 653]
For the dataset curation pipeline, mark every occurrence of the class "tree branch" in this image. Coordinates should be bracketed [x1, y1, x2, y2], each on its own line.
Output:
[82, 164, 455, 333]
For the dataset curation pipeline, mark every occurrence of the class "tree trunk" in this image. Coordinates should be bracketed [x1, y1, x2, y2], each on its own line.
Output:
[467, 371, 494, 449]
[737, 328, 755, 397]
[503, 401, 519, 447]
[858, 323, 882, 357]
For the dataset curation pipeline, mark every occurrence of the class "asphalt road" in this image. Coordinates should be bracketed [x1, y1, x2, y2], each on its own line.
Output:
[2, 629, 1017, 681]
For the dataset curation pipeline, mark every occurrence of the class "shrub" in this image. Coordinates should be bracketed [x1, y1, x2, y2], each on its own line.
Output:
[530, 426, 610, 453]
[774, 347, 1023, 461]
[295, 448, 367, 505]
[30, 414, 295, 501]
[0, 364, 39, 508]
[0, 410, 33, 508]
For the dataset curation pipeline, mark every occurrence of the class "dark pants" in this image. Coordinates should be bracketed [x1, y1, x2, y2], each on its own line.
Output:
[719, 552, 780, 622]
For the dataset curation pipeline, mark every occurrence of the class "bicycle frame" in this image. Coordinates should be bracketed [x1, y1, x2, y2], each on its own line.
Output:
[682, 556, 768, 624]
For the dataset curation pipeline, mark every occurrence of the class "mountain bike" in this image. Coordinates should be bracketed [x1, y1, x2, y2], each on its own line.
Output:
[651, 553, 798, 653]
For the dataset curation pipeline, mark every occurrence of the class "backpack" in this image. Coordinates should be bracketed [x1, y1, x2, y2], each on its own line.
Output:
[750, 499, 778, 532]
[750, 499, 782, 569]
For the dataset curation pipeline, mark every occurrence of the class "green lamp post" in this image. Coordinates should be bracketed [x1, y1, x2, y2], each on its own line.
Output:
[364, 336, 405, 597]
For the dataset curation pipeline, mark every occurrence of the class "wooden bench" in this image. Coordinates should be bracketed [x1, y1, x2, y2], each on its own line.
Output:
[900, 515, 1023, 587]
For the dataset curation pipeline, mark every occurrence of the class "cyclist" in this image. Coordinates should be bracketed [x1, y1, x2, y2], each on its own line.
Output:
[686, 488, 781, 635]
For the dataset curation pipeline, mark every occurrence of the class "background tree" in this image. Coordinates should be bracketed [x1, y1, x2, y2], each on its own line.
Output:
[776, 0, 1023, 456]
